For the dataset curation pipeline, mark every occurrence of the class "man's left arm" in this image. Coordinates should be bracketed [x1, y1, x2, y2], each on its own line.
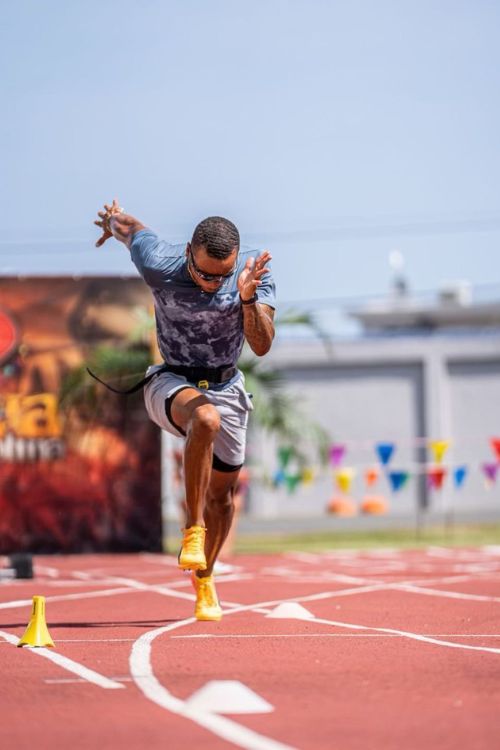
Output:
[242, 302, 275, 356]
[238, 250, 276, 356]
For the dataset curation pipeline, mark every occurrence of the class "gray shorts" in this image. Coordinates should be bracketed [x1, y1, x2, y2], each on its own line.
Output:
[143, 365, 254, 468]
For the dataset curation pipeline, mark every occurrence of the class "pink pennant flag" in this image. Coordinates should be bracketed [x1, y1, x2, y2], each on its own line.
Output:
[329, 444, 346, 467]
[482, 463, 499, 484]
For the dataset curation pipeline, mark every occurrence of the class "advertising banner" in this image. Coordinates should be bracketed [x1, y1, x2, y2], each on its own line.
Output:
[0, 277, 162, 554]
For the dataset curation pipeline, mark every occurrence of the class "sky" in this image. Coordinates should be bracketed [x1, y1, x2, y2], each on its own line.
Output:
[1, 0, 499, 309]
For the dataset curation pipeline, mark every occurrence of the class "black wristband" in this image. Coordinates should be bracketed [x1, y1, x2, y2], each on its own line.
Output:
[240, 293, 258, 306]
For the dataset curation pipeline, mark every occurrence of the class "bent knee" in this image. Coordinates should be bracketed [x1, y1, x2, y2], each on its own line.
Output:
[207, 490, 235, 515]
[190, 403, 221, 438]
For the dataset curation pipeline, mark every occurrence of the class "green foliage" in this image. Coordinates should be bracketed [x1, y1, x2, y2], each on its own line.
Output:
[59, 345, 151, 421]
[275, 308, 334, 356]
[239, 356, 330, 466]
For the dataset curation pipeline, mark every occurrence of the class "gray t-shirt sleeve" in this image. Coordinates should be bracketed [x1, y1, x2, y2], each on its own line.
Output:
[130, 229, 179, 287]
[256, 267, 276, 309]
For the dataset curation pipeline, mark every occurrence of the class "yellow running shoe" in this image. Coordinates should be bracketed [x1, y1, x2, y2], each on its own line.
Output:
[191, 572, 222, 621]
[178, 526, 207, 571]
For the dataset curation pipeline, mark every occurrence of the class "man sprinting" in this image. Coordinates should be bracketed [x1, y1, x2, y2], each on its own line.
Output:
[94, 200, 276, 621]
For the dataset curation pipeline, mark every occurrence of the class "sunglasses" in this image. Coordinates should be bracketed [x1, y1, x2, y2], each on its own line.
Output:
[188, 247, 237, 282]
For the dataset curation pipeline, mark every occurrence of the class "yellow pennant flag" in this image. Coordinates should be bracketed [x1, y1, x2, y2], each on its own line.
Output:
[334, 468, 355, 494]
[301, 467, 315, 486]
[429, 440, 450, 464]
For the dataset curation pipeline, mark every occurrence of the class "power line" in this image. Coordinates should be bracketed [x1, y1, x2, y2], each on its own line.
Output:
[1, 213, 500, 255]
[280, 282, 500, 309]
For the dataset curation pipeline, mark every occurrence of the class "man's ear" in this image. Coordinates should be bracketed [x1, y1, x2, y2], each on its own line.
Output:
[185, 242, 191, 257]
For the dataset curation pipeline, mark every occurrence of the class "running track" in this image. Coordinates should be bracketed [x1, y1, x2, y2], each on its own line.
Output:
[1, 546, 500, 749]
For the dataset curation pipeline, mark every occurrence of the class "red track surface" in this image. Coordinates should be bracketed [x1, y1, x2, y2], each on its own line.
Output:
[1, 546, 500, 749]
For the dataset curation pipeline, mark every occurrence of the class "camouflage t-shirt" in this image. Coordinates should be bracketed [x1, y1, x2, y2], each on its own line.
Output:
[130, 229, 276, 368]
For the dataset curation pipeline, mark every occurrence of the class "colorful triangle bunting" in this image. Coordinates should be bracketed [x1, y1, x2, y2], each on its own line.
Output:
[489, 437, 500, 462]
[364, 466, 380, 488]
[334, 467, 355, 494]
[429, 440, 450, 464]
[482, 463, 499, 484]
[329, 444, 346, 467]
[376, 442, 395, 466]
[453, 465, 468, 489]
[388, 470, 409, 492]
[427, 466, 447, 490]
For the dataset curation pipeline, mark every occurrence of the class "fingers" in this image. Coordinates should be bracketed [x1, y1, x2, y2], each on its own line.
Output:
[256, 250, 272, 267]
[94, 200, 122, 247]
[244, 251, 272, 276]
[95, 228, 112, 247]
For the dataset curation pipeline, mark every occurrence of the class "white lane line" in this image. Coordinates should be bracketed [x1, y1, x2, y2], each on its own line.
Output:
[307, 617, 500, 655]
[206, 593, 500, 658]
[0, 630, 125, 689]
[229, 598, 500, 657]
[130, 621, 296, 750]
[140, 553, 179, 567]
[410, 574, 479, 586]
[45, 676, 133, 684]
[482, 545, 500, 556]
[34, 565, 60, 577]
[42, 638, 136, 643]
[170, 633, 500, 639]
[0, 586, 136, 610]
[392, 583, 500, 603]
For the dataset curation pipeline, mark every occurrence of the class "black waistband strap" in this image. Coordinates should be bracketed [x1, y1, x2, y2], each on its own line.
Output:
[166, 364, 237, 383]
[86, 363, 237, 395]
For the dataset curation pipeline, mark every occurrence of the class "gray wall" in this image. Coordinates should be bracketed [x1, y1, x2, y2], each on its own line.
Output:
[248, 333, 500, 521]
[447, 359, 500, 513]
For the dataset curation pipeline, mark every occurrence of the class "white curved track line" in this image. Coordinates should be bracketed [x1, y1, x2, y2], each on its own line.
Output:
[0, 630, 124, 689]
[130, 619, 297, 750]
[129, 576, 500, 750]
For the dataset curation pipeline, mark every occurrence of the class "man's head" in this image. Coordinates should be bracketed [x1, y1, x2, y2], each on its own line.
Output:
[187, 216, 240, 292]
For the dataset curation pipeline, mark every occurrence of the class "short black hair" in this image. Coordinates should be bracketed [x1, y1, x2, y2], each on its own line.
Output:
[191, 216, 240, 259]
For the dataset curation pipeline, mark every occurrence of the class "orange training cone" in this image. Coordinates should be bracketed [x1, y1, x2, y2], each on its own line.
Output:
[17, 596, 55, 648]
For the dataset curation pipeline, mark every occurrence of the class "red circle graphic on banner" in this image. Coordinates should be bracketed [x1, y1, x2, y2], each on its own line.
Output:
[0, 308, 18, 365]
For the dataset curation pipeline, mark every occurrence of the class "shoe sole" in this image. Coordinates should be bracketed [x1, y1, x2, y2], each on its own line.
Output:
[195, 611, 222, 622]
[178, 558, 207, 571]
[178, 547, 207, 571]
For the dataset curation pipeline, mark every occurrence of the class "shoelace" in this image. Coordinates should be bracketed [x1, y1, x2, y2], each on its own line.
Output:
[198, 578, 218, 607]
[183, 527, 205, 555]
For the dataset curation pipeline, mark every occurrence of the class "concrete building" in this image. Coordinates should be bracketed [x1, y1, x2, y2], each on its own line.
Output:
[248, 280, 500, 527]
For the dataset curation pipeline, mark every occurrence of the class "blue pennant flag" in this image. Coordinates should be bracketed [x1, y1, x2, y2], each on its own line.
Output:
[453, 466, 468, 489]
[388, 470, 409, 492]
[272, 468, 287, 487]
[376, 442, 395, 466]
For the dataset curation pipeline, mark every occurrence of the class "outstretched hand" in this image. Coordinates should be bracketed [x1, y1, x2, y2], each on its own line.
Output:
[94, 198, 124, 247]
[237, 250, 272, 302]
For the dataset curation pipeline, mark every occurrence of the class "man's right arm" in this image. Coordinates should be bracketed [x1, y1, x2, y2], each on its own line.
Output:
[94, 200, 177, 288]
[94, 199, 145, 249]
[108, 213, 146, 249]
